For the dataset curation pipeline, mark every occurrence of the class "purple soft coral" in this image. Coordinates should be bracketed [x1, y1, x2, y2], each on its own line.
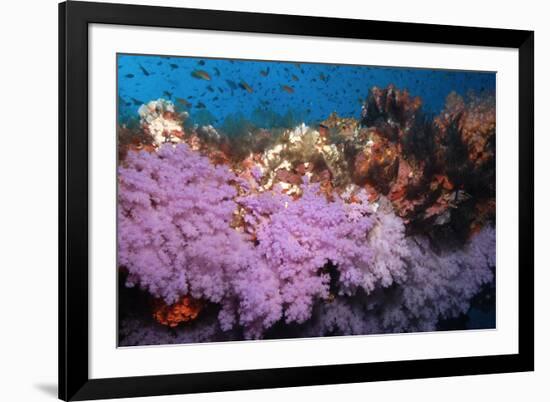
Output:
[118, 144, 282, 339]
[238, 181, 406, 324]
[356, 225, 495, 334]
[299, 224, 495, 337]
[398, 225, 496, 328]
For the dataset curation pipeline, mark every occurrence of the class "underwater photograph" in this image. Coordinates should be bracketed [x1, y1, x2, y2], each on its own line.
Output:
[116, 53, 496, 346]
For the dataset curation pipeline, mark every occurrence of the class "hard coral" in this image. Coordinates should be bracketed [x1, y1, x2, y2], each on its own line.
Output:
[257, 123, 350, 195]
[321, 112, 360, 138]
[138, 98, 186, 147]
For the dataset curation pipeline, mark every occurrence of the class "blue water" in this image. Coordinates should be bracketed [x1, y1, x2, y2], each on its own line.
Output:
[117, 53, 495, 130]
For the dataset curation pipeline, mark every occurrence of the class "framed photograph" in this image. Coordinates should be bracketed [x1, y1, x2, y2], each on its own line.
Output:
[59, 1, 534, 400]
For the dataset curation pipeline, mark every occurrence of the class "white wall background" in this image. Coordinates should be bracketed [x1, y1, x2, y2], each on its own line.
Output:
[0, 0, 545, 401]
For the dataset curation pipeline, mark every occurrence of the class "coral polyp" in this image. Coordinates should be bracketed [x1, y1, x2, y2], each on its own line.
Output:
[117, 54, 496, 345]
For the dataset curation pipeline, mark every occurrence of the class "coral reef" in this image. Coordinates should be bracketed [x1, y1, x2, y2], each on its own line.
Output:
[360, 84, 422, 142]
[355, 86, 496, 233]
[434, 92, 496, 235]
[138, 98, 186, 147]
[117, 82, 496, 346]
[435, 92, 496, 171]
[254, 123, 350, 195]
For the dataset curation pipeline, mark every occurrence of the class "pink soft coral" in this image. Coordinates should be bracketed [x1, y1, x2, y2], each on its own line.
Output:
[118, 144, 283, 338]
[238, 181, 407, 324]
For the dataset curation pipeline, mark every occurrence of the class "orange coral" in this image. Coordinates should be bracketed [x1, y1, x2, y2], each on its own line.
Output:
[275, 169, 303, 186]
[207, 149, 232, 166]
[321, 112, 359, 137]
[315, 169, 334, 198]
[152, 296, 203, 327]
[435, 92, 496, 169]
[386, 159, 456, 225]
[353, 130, 399, 194]
[387, 159, 424, 221]
[179, 129, 233, 166]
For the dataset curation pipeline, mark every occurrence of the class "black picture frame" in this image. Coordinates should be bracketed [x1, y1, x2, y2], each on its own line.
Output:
[59, 1, 534, 400]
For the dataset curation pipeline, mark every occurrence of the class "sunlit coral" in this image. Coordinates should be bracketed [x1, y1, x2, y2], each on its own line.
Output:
[366, 205, 410, 287]
[138, 98, 186, 147]
[321, 112, 360, 138]
[255, 123, 351, 195]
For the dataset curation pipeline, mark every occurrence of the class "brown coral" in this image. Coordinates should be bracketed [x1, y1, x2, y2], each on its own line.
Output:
[361, 84, 422, 142]
[321, 112, 360, 138]
[386, 159, 457, 226]
[387, 158, 425, 221]
[353, 129, 399, 194]
[353, 89, 496, 232]
[469, 198, 496, 235]
[435, 91, 496, 170]
[117, 125, 156, 162]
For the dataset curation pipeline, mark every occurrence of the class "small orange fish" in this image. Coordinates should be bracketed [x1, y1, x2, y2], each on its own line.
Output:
[176, 97, 192, 108]
[239, 80, 253, 93]
[318, 124, 329, 138]
[191, 69, 211, 81]
[281, 85, 294, 94]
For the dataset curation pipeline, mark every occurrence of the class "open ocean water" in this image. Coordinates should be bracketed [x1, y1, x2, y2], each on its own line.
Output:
[117, 54, 495, 130]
